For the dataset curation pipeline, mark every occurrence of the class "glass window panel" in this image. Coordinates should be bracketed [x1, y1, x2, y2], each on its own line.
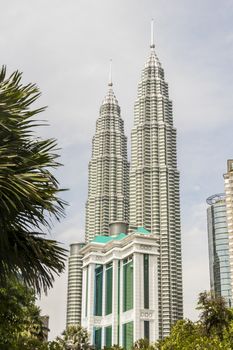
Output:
[144, 254, 149, 309]
[123, 257, 133, 312]
[105, 265, 113, 315]
[105, 326, 112, 348]
[94, 327, 102, 350]
[94, 328, 102, 350]
[123, 322, 134, 350]
[85, 268, 89, 317]
[144, 321, 150, 341]
[94, 265, 103, 316]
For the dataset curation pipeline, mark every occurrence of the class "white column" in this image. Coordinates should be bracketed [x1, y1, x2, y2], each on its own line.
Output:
[133, 253, 141, 341]
[112, 259, 119, 345]
[81, 266, 87, 325]
[87, 263, 95, 342]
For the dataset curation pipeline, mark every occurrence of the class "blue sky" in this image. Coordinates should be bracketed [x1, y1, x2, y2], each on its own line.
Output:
[1, 0, 233, 340]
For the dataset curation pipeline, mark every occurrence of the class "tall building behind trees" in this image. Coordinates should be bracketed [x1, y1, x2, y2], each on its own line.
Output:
[224, 160, 233, 299]
[66, 22, 183, 343]
[85, 73, 129, 243]
[67, 69, 129, 328]
[129, 23, 183, 337]
[81, 226, 159, 348]
[206, 194, 232, 306]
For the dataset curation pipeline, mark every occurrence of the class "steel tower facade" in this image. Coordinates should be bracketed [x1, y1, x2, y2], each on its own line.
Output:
[66, 243, 85, 326]
[85, 76, 129, 243]
[206, 194, 232, 306]
[129, 26, 183, 337]
[224, 160, 233, 297]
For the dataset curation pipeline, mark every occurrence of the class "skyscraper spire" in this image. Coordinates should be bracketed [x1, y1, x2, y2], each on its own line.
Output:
[146, 19, 161, 68]
[85, 73, 129, 242]
[108, 59, 113, 87]
[150, 18, 155, 49]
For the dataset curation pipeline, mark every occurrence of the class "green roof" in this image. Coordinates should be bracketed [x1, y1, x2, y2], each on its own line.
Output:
[91, 228, 150, 245]
[135, 227, 151, 234]
[113, 233, 127, 240]
[92, 236, 113, 243]
[91, 233, 127, 244]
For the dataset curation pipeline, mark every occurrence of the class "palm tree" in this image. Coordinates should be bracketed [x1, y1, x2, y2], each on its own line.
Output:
[104, 345, 123, 350]
[132, 338, 157, 350]
[0, 66, 67, 294]
[197, 291, 233, 340]
[57, 325, 91, 350]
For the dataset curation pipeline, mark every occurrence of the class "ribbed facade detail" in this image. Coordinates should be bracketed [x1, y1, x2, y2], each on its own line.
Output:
[129, 46, 183, 337]
[66, 243, 85, 326]
[224, 160, 233, 296]
[85, 85, 129, 242]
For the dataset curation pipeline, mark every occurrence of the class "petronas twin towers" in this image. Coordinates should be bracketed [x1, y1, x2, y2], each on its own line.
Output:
[129, 40, 183, 335]
[68, 23, 183, 340]
[85, 78, 129, 242]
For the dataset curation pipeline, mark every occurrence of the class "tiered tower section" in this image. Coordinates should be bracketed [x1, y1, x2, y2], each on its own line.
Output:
[85, 77, 129, 242]
[66, 243, 85, 326]
[129, 28, 183, 337]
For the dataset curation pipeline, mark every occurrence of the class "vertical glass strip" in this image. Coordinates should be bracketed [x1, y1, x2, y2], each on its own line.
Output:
[123, 321, 134, 350]
[94, 327, 102, 350]
[123, 257, 133, 311]
[144, 321, 150, 341]
[85, 267, 89, 317]
[144, 254, 149, 309]
[105, 326, 112, 348]
[94, 265, 103, 316]
[117, 260, 120, 344]
[105, 263, 113, 315]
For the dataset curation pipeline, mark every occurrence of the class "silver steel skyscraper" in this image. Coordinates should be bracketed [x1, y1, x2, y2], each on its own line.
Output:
[67, 73, 129, 326]
[224, 160, 233, 297]
[206, 194, 232, 306]
[129, 23, 183, 337]
[85, 71, 129, 243]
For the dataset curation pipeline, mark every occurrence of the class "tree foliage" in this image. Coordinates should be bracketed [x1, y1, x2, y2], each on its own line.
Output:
[157, 319, 227, 350]
[55, 325, 91, 350]
[0, 66, 67, 293]
[157, 292, 233, 350]
[197, 291, 233, 339]
[0, 278, 47, 349]
[132, 338, 157, 350]
[104, 345, 123, 350]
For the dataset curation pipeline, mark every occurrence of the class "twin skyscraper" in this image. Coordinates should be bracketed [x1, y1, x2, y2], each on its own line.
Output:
[67, 22, 183, 348]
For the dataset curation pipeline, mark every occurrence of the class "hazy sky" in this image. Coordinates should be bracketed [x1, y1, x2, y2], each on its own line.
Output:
[2, 0, 233, 340]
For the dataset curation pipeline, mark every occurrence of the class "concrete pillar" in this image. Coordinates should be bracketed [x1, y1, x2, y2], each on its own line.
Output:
[87, 263, 95, 341]
[81, 266, 87, 323]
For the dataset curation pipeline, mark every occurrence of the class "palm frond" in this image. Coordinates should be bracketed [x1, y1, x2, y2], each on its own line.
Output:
[0, 65, 68, 293]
